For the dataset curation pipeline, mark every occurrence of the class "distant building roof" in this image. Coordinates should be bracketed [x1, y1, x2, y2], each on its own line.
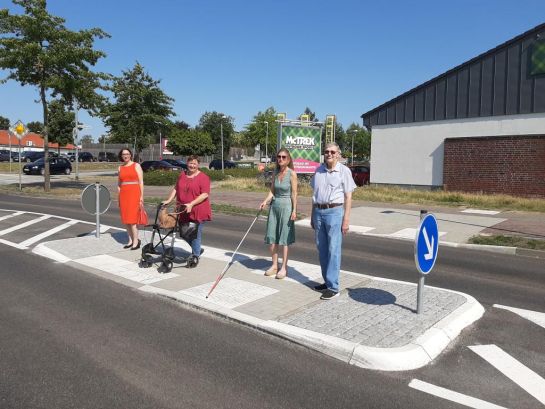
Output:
[362, 22, 545, 128]
[0, 130, 76, 149]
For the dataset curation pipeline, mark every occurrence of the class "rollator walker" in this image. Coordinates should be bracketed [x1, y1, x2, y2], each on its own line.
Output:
[139, 203, 201, 273]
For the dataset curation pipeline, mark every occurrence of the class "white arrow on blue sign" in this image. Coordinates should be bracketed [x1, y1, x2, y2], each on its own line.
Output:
[415, 213, 439, 274]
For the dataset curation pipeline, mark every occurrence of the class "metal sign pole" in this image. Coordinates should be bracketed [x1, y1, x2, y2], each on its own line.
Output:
[95, 182, 100, 238]
[416, 210, 428, 314]
[9, 133, 12, 173]
[18, 138, 22, 191]
[75, 103, 79, 181]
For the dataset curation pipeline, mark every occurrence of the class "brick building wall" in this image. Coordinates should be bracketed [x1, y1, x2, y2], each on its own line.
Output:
[443, 135, 545, 198]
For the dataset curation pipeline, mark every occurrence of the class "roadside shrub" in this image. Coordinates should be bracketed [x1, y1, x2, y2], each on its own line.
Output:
[143, 171, 179, 186]
[201, 167, 259, 181]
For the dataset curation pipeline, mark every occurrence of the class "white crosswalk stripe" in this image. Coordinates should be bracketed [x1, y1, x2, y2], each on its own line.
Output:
[0, 211, 24, 221]
[0, 215, 50, 236]
[469, 344, 545, 405]
[17, 219, 79, 248]
[494, 304, 545, 330]
[409, 379, 509, 409]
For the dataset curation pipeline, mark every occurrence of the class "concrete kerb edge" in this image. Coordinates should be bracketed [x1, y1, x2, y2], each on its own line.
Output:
[349, 290, 484, 371]
[31, 227, 485, 372]
[138, 285, 264, 329]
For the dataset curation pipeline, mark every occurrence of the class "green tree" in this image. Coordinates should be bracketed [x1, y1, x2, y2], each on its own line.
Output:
[172, 120, 190, 131]
[240, 106, 278, 155]
[346, 123, 371, 162]
[102, 62, 175, 153]
[167, 128, 215, 157]
[26, 120, 43, 134]
[197, 111, 234, 157]
[0, 0, 110, 191]
[47, 99, 74, 153]
[300, 107, 318, 123]
[0, 115, 9, 129]
[79, 134, 93, 146]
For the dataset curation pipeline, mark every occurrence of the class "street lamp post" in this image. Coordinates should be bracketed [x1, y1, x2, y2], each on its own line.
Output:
[153, 121, 163, 161]
[74, 102, 80, 181]
[350, 130, 358, 165]
[220, 115, 227, 174]
[263, 121, 269, 163]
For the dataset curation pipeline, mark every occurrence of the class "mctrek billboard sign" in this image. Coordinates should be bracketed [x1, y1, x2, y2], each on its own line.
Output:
[278, 124, 321, 174]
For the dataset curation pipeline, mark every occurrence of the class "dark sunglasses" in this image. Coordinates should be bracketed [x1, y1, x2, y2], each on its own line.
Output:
[277, 155, 287, 159]
[324, 150, 337, 154]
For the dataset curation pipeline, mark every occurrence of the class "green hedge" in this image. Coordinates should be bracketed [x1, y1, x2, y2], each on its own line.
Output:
[144, 167, 261, 185]
[201, 167, 259, 180]
[143, 171, 179, 186]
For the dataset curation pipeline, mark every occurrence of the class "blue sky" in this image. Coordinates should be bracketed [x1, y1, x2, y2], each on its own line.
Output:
[1, 0, 543, 140]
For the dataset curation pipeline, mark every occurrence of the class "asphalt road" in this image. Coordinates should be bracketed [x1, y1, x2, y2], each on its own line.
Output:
[0, 194, 544, 408]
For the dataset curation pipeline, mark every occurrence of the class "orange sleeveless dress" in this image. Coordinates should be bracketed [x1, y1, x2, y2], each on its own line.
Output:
[118, 163, 141, 224]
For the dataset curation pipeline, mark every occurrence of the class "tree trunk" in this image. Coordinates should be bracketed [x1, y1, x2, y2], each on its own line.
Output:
[41, 85, 50, 192]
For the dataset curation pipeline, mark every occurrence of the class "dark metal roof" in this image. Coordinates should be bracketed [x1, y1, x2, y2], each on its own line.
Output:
[362, 22, 545, 128]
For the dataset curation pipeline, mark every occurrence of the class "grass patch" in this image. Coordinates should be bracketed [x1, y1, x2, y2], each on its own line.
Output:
[145, 197, 269, 218]
[0, 184, 82, 198]
[212, 178, 545, 213]
[212, 203, 266, 217]
[469, 235, 545, 250]
[350, 186, 545, 212]
[0, 162, 118, 174]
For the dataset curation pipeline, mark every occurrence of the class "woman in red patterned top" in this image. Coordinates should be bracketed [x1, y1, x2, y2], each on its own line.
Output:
[162, 155, 212, 267]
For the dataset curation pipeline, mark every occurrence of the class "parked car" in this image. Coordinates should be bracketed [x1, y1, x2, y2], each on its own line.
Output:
[20, 151, 45, 163]
[19, 151, 59, 163]
[140, 160, 182, 172]
[66, 152, 76, 162]
[162, 158, 187, 170]
[348, 164, 370, 186]
[0, 149, 18, 162]
[97, 151, 118, 162]
[23, 157, 72, 175]
[208, 159, 236, 170]
[77, 152, 96, 162]
[260, 156, 276, 164]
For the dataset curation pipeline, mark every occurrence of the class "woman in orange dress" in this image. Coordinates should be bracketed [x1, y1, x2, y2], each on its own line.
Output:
[117, 148, 144, 250]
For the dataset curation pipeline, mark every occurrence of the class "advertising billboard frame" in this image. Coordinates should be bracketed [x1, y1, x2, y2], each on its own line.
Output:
[277, 122, 322, 174]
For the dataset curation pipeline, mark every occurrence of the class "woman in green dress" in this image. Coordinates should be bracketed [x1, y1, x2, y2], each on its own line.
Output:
[259, 148, 298, 279]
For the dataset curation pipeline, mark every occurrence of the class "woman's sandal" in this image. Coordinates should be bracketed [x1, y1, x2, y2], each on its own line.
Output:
[275, 270, 287, 279]
[264, 267, 278, 277]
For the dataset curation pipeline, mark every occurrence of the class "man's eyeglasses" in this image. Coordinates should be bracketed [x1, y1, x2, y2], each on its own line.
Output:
[324, 150, 337, 155]
[277, 155, 287, 159]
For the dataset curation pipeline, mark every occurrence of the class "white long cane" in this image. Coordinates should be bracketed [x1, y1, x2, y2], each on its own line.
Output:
[206, 209, 262, 298]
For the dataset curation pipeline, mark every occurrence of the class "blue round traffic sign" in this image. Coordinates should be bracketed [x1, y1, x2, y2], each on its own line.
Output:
[415, 213, 439, 274]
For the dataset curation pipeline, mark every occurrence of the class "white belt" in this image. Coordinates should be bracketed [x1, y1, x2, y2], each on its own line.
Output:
[120, 181, 139, 185]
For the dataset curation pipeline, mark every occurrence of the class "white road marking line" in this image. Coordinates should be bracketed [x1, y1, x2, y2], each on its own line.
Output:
[469, 344, 545, 405]
[409, 379, 509, 409]
[294, 218, 376, 234]
[0, 238, 27, 249]
[0, 215, 50, 236]
[493, 304, 545, 330]
[18, 220, 79, 248]
[461, 209, 500, 215]
[0, 211, 24, 221]
[389, 228, 447, 240]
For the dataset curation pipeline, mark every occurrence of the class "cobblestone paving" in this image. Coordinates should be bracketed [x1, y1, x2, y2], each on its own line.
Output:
[279, 280, 466, 347]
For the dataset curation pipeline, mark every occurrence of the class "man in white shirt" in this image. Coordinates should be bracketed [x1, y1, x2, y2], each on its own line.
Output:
[310, 142, 356, 300]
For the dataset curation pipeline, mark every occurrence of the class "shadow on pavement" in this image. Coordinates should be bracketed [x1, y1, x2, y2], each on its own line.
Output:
[348, 287, 415, 313]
